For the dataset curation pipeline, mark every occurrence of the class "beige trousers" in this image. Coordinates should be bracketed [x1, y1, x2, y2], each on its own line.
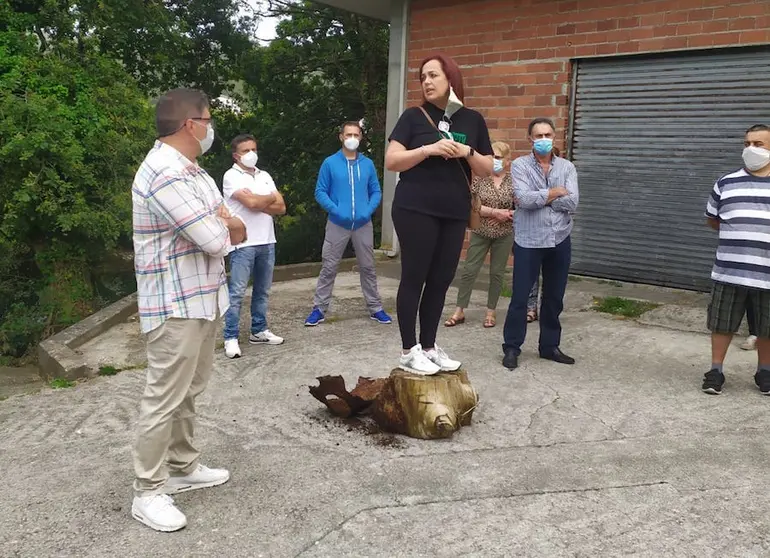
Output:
[133, 316, 217, 495]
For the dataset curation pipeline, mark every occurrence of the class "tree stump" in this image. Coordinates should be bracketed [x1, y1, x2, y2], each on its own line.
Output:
[310, 369, 478, 440]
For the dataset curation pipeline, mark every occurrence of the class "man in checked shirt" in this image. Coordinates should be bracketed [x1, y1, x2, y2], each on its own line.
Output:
[130, 88, 247, 532]
[502, 117, 579, 370]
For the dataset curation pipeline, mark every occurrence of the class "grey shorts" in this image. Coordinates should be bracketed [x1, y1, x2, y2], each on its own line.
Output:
[707, 282, 770, 337]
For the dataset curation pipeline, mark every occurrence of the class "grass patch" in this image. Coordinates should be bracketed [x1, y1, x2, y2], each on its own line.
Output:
[568, 275, 583, 283]
[500, 285, 512, 298]
[50, 378, 75, 389]
[99, 365, 119, 376]
[0, 355, 16, 366]
[596, 279, 623, 288]
[593, 296, 659, 318]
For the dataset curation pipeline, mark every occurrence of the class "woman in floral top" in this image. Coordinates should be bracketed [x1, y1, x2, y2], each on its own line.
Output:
[445, 141, 514, 328]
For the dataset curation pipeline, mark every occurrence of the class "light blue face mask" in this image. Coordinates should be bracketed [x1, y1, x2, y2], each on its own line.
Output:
[533, 138, 553, 156]
[493, 159, 504, 173]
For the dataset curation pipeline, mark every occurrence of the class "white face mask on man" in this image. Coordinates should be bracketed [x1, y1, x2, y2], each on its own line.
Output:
[343, 137, 360, 151]
[240, 150, 258, 168]
[192, 121, 215, 155]
[743, 146, 770, 172]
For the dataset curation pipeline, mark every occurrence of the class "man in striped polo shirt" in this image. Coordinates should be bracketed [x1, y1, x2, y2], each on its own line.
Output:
[703, 124, 770, 395]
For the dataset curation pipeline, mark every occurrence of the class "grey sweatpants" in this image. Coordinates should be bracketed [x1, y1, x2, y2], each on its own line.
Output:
[313, 220, 383, 314]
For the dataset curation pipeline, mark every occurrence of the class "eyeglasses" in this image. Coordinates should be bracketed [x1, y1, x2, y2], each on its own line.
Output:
[190, 117, 215, 129]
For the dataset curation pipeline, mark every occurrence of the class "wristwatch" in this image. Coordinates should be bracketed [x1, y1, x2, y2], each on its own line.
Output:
[466, 146, 475, 158]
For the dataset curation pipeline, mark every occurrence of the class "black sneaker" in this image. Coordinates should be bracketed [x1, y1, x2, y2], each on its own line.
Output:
[702, 369, 725, 395]
[754, 369, 770, 396]
[502, 349, 518, 370]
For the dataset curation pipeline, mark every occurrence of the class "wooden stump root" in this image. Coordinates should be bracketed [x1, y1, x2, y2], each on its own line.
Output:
[310, 369, 478, 440]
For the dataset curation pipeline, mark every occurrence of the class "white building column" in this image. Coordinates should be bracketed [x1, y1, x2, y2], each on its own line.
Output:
[380, 0, 409, 256]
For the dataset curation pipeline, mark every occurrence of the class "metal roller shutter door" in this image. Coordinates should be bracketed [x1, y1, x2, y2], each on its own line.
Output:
[569, 47, 770, 291]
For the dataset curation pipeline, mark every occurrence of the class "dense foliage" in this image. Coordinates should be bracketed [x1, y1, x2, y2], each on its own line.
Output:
[0, 1, 389, 359]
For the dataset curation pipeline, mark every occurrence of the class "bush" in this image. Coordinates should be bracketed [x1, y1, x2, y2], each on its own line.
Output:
[0, 29, 154, 358]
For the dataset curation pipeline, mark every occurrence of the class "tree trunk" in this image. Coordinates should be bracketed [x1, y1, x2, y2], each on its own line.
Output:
[371, 369, 478, 439]
[310, 369, 478, 440]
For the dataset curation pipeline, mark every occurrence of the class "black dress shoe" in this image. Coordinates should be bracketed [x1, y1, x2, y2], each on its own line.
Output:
[539, 347, 575, 365]
[502, 349, 519, 370]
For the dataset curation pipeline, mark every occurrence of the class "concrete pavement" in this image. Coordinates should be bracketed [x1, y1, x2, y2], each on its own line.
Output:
[1, 272, 767, 557]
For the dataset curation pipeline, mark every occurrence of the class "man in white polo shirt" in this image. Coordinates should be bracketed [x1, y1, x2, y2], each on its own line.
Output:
[222, 134, 286, 358]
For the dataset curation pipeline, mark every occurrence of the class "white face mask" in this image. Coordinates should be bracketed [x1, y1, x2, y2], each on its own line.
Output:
[743, 146, 770, 172]
[445, 86, 464, 119]
[240, 150, 258, 168]
[193, 121, 215, 155]
[344, 137, 360, 151]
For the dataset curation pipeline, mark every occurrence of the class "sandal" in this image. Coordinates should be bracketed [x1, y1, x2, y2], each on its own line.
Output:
[483, 315, 496, 328]
[527, 310, 538, 323]
[445, 315, 465, 327]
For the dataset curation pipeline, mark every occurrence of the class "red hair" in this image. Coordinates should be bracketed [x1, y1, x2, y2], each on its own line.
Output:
[418, 53, 465, 103]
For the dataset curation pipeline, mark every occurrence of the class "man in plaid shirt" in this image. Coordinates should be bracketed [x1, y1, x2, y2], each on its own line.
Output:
[130, 88, 246, 532]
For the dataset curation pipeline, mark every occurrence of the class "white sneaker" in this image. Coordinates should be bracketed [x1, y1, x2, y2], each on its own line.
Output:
[132, 493, 187, 532]
[249, 330, 284, 345]
[399, 344, 440, 375]
[741, 335, 758, 351]
[224, 339, 241, 359]
[424, 345, 462, 371]
[165, 464, 231, 494]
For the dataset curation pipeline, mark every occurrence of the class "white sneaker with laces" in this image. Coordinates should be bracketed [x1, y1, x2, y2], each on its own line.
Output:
[132, 493, 187, 532]
[224, 339, 241, 359]
[249, 330, 284, 345]
[424, 345, 461, 371]
[741, 335, 757, 351]
[399, 344, 440, 375]
[165, 464, 231, 495]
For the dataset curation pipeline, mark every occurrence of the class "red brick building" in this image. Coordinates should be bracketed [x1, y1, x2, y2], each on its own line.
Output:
[319, 0, 770, 290]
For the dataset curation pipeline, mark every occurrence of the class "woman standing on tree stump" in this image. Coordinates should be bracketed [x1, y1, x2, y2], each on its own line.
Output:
[385, 53, 493, 375]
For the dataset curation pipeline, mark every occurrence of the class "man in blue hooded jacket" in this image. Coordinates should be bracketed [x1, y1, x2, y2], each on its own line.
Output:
[305, 121, 392, 326]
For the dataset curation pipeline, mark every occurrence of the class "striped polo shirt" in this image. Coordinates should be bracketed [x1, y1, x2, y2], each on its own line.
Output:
[705, 168, 770, 290]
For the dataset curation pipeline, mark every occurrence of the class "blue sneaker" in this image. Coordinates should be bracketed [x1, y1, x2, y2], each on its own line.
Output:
[304, 308, 325, 327]
[370, 310, 392, 324]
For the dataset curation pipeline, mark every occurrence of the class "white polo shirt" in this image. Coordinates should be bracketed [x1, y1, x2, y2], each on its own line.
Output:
[223, 164, 278, 249]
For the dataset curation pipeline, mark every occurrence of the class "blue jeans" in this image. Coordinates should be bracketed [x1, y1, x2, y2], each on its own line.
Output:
[503, 237, 571, 355]
[223, 244, 275, 340]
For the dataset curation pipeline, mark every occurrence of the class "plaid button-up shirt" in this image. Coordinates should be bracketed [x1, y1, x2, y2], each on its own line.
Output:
[512, 154, 579, 249]
[132, 141, 231, 333]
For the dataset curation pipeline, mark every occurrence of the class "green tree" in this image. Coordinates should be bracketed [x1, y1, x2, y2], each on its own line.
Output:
[7, 0, 257, 97]
[0, 9, 154, 356]
[205, 0, 390, 264]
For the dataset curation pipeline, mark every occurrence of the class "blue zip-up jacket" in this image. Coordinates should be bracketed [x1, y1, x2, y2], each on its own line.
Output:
[315, 150, 382, 230]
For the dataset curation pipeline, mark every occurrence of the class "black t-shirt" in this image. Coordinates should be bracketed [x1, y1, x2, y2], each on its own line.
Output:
[388, 102, 493, 220]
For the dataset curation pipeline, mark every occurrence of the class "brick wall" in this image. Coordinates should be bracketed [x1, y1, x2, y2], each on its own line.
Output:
[407, 0, 770, 263]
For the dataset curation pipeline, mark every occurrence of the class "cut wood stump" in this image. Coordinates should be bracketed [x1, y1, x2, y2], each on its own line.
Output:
[310, 368, 478, 440]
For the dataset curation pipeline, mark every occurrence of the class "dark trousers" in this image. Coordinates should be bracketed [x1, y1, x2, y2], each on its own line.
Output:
[392, 206, 467, 350]
[747, 305, 757, 337]
[503, 236, 571, 355]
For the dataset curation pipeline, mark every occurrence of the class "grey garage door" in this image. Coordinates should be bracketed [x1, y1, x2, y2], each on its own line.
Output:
[569, 46, 770, 291]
